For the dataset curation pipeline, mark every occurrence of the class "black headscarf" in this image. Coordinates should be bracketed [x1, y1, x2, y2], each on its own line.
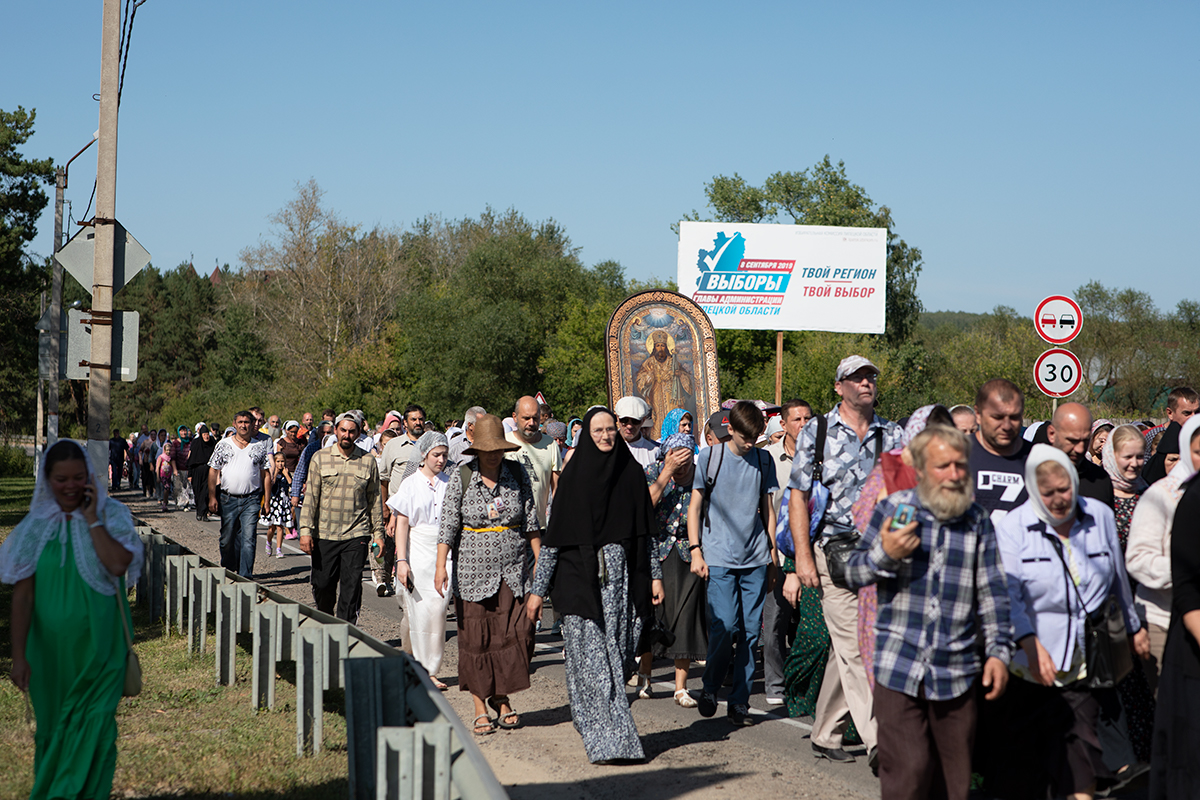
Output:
[1143, 421, 1181, 485]
[187, 426, 217, 469]
[542, 407, 654, 622]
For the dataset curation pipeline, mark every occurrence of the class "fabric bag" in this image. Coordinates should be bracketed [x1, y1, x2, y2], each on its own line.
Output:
[113, 578, 142, 697]
[776, 415, 831, 559]
[1047, 535, 1133, 689]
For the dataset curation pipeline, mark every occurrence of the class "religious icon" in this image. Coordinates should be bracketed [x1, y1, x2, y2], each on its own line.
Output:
[606, 291, 721, 441]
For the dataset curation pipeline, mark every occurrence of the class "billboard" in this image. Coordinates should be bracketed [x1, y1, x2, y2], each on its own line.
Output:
[676, 221, 887, 333]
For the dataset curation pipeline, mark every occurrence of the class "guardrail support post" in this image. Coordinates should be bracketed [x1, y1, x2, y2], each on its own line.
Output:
[297, 627, 324, 756]
[216, 584, 237, 685]
[277, 604, 299, 662]
[188, 571, 206, 656]
[235, 583, 256, 633]
[252, 603, 277, 710]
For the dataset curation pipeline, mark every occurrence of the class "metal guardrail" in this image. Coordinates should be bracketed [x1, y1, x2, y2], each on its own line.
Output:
[133, 523, 508, 800]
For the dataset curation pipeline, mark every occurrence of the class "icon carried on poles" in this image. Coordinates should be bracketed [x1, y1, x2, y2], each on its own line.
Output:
[1034, 348, 1084, 398]
[1034, 296, 1083, 345]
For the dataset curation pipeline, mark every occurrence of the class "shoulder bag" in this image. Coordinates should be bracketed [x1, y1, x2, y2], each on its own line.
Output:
[1045, 534, 1133, 689]
[822, 424, 883, 590]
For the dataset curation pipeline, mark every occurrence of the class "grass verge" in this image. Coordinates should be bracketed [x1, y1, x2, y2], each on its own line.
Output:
[0, 479, 350, 799]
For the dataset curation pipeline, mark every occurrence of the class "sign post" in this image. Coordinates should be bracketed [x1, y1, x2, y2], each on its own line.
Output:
[1033, 296, 1084, 412]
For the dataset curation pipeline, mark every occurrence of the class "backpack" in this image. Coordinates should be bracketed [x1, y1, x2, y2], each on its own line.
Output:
[697, 444, 773, 550]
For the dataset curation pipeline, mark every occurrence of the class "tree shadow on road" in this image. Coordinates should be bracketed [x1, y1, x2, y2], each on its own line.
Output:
[505, 764, 749, 800]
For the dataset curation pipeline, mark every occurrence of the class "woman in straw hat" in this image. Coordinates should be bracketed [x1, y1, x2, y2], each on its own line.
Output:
[435, 414, 539, 735]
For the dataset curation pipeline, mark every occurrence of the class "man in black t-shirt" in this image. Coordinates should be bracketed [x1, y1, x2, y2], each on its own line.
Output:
[969, 379, 1032, 525]
[1046, 401, 1115, 508]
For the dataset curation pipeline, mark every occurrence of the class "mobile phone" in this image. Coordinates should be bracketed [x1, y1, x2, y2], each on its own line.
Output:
[890, 503, 916, 530]
[405, 575, 415, 593]
[82, 479, 96, 511]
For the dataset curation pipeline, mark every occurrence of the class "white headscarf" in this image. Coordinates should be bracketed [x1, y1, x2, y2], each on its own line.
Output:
[1168, 415, 1200, 487]
[0, 440, 143, 595]
[1024, 443, 1079, 528]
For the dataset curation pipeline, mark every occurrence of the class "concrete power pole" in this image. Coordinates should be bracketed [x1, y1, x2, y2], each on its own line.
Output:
[86, 0, 122, 475]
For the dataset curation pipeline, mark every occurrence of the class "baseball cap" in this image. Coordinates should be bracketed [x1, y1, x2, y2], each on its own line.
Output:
[836, 355, 880, 381]
[614, 396, 652, 422]
[707, 410, 730, 439]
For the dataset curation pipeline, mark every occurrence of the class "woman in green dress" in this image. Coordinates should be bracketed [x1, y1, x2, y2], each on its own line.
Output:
[2, 440, 143, 800]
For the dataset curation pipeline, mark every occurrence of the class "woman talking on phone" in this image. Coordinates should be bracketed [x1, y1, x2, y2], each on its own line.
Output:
[0, 440, 144, 800]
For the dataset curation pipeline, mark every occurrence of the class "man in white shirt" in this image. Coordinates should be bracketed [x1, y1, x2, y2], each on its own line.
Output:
[207, 410, 273, 578]
[616, 396, 658, 468]
[506, 396, 561, 529]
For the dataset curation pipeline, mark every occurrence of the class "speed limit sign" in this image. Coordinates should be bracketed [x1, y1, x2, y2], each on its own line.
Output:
[1034, 348, 1084, 398]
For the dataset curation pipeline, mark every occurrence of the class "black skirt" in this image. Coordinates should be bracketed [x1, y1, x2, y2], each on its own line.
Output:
[1149, 616, 1200, 799]
[652, 551, 708, 661]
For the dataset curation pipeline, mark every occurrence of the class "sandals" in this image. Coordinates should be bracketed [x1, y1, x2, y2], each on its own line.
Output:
[487, 695, 520, 729]
[430, 677, 448, 691]
[472, 714, 495, 736]
[674, 689, 698, 708]
[633, 672, 652, 699]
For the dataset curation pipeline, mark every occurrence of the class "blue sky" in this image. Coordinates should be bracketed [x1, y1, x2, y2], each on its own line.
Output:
[7, 2, 1197, 316]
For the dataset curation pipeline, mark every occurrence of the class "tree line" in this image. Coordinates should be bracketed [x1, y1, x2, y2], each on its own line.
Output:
[3, 105, 1196, 435]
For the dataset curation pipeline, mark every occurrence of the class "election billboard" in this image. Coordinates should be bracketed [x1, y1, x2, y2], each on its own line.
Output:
[676, 221, 887, 333]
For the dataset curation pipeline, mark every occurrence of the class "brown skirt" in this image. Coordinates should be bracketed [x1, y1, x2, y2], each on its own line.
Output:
[455, 581, 534, 698]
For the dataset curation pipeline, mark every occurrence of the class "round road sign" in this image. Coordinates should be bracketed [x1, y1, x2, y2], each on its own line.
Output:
[1035, 295, 1083, 344]
[1034, 348, 1084, 398]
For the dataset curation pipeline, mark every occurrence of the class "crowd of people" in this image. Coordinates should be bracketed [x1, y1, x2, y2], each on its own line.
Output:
[7, 361, 1200, 799]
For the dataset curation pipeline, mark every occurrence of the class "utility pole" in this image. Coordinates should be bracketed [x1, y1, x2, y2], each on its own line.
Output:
[87, 0, 121, 475]
[47, 167, 65, 452]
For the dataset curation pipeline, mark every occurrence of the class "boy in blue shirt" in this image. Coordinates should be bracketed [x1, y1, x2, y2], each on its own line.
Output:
[687, 401, 778, 725]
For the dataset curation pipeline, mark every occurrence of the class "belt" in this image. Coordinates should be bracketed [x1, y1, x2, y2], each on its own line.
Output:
[462, 525, 515, 533]
[220, 488, 263, 498]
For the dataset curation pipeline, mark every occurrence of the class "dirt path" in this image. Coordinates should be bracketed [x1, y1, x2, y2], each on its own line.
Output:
[130, 491, 874, 800]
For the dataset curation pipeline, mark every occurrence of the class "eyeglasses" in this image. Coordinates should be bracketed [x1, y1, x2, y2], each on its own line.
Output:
[618, 418, 643, 427]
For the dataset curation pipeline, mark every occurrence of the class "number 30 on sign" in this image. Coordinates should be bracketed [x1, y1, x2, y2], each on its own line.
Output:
[1034, 348, 1084, 398]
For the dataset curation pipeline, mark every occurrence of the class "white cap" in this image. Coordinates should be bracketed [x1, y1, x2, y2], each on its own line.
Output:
[614, 396, 652, 422]
[836, 354, 880, 381]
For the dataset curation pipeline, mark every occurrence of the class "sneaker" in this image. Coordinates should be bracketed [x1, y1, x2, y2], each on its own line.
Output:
[765, 696, 785, 706]
[727, 703, 754, 726]
[275, 548, 284, 559]
[265, 540, 273, 555]
[285, 531, 299, 540]
[376, 582, 388, 598]
[697, 690, 718, 718]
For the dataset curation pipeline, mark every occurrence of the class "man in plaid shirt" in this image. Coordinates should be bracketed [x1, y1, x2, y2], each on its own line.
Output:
[846, 424, 1013, 800]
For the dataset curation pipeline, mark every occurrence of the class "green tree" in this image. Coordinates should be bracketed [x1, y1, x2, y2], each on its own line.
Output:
[681, 156, 923, 345]
[0, 106, 54, 435]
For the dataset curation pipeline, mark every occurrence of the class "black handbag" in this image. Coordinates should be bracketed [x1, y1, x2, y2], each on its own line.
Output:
[822, 526, 861, 591]
[1047, 535, 1133, 689]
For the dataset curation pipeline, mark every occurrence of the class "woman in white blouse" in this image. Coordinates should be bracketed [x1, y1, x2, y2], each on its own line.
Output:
[387, 431, 452, 689]
[1125, 415, 1200, 696]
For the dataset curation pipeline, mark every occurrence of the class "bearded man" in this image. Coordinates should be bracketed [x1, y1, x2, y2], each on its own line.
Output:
[844, 424, 1013, 800]
[635, 330, 693, 438]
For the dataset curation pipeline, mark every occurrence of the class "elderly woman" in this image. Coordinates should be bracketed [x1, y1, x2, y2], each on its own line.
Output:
[434, 414, 538, 736]
[1, 440, 143, 800]
[187, 424, 217, 521]
[991, 445, 1149, 800]
[526, 408, 656, 763]
[388, 431, 454, 689]
[1126, 416, 1200, 696]
[630, 433, 706, 706]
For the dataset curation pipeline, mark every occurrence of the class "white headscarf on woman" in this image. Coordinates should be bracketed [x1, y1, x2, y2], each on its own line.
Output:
[1024, 443, 1080, 528]
[1101, 424, 1149, 495]
[1168, 414, 1200, 487]
[0, 440, 143, 595]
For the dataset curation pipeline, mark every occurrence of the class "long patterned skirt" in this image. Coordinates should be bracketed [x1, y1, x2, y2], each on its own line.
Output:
[561, 542, 646, 763]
